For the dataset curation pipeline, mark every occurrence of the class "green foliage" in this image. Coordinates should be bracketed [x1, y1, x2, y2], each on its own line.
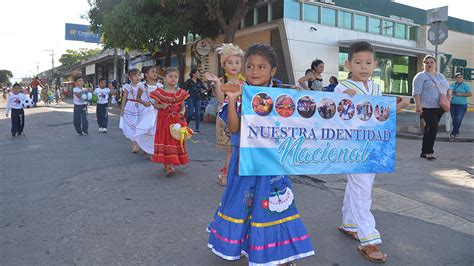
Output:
[87, 0, 219, 52]
[0, 70, 13, 84]
[59, 48, 102, 67]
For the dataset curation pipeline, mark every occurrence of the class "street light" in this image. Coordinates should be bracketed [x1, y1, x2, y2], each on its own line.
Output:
[43, 49, 54, 83]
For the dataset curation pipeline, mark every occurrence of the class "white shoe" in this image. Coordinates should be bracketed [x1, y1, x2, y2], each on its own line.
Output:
[98, 128, 103, 132]
[102, 128, 107, 133]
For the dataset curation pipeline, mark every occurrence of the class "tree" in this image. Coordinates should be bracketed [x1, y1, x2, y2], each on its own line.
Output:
[206, 0, 257, 43]
[59, 48, 102, 67]
[87, 0, 219, 82]
[0, 70, 13, 85]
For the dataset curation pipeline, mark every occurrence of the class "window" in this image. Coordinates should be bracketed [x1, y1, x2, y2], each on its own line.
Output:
[272, 1, 283, 20]
[408, 26, 418, 41]
[382, 20, 394, 36]
[321, 7, 336, 26]
[244, 8, 254, 27]
[338, 11, 352, 29]
[284, 1, 300, 20]
[395, 23, 406, 39]
[368, 17, 381, 34]
[257, 5, 268, 24]
[303, 4, 319, 23]
[354, 14, 367, 32]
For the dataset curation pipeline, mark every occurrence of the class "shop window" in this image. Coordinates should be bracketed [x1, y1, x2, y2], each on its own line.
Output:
[303, 3, 319, 23]
[395, 23, 406, 39]
[382, 20, 394, 36]
[244, 8, 254, 27]
[321, 7, 336, 26]
[338, 11, 352, 29]
[368, 17, 381, 34]
[257, 5, 268, 24]
[272, 1, 283, 20]
[408, 26, 418, 41]
[284, 0, 301, 20]
[354, 14, 367, 32]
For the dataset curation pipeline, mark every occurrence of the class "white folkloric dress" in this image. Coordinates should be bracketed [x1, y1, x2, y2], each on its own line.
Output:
[119, 83, 142, 141]
[135, 82, 163, 154]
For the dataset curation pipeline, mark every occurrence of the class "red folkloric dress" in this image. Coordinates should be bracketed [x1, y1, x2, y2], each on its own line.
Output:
[150, 88, 190, 165]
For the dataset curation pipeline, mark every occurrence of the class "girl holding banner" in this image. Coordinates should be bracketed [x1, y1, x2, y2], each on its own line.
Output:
[207, 43, 315, 265]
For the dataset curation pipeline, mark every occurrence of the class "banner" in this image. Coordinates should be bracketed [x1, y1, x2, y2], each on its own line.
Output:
[65, 23, 100, 43]
[239, 85, 396, 176]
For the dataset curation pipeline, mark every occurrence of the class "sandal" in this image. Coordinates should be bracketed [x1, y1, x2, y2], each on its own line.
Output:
[338, 226, 359, 240]
[166, 166, 175, 177]
[217, 174, 227, 186]
[358, 245, 387, 263]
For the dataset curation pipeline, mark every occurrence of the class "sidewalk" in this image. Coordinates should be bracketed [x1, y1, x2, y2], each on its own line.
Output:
[397, 109, 474, 142]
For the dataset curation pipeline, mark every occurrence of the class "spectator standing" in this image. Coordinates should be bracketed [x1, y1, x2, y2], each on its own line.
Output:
[448, 73, 472, 141]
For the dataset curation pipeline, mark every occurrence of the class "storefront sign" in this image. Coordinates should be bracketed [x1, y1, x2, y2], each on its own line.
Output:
[65, 23, 100, 43]
[389, 15, 414, 24]
[195, 40, 211, 56]
[239, 86, 396, 176]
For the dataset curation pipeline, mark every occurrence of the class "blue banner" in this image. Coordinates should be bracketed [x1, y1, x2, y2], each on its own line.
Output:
[65, 23, 100, 43]
[239, 85, 397, 176]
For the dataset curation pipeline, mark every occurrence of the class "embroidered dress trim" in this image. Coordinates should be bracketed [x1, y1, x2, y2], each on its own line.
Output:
[342, 223, 358, 231]
[251, 214, 301, 227]
[249, 234, 310, 250]
[208, 227, 248, 244]
[360, 234, 382, 244]
[207, 244, 243, 261]
[246, 250, 315, 266]
[218, 211, 251, 224]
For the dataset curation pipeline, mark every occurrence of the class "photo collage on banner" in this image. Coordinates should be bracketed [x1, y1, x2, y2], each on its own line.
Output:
[240, 85, 397, 176]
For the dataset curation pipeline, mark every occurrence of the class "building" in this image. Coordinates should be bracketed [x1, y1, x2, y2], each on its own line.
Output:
[186, 0, 473, 101]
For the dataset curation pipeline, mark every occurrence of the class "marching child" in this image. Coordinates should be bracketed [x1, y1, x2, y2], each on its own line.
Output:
[207, 43, 315, 265]
[205, 43, 245, 186]
[150, 67, 189, 176]
[119, 68, 143, 153]
[5, 83, 27, 137]
[94, 77, 112, 133]
[334, 41, 387, 263]
[135, 66, 163, 155]
[72, 77, 91, 135]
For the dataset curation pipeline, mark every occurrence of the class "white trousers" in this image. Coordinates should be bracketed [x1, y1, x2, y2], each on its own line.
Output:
[341, 173, 382, 246]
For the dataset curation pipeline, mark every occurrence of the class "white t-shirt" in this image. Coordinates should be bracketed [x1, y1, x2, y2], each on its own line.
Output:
[73, 87, 87, 105]
[6, 93, 26, 113]
[94, 87, 111, 104]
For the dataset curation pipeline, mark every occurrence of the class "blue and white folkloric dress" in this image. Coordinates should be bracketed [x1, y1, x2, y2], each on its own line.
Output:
[207, 103, 315, 265]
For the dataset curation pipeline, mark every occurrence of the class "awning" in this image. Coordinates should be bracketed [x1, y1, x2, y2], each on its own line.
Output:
[339, 39, 437, 57]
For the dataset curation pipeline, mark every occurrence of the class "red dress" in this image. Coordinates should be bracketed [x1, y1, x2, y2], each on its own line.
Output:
[150, 88, 190, 165]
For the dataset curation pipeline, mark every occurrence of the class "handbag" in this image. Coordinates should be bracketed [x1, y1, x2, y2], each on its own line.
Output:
[169, 115, 194, 152]
[425, 73, 450, 112]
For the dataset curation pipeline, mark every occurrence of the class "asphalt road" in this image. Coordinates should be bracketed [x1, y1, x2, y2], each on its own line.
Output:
[0, 103, 473, 265]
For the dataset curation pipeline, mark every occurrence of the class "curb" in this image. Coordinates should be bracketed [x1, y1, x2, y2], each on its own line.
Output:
[396, 132, 474, 142]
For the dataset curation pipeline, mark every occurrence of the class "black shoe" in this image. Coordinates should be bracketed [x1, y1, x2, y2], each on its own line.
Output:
[18, 132, 22, 136]
[194, 130, 201, 134]
[12, 133, 16, 137]
[421, 154, 436, 160]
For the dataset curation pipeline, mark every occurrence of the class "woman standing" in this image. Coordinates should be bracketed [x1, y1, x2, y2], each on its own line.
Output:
[298, 59, 324, 90]
[448, 73, 472, 141]
[184, 69, 207, 133]
[413, 55, 451, 160]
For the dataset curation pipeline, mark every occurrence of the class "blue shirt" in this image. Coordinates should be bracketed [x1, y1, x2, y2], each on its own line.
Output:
[412, 71, 449, 108]
[449, 82, 471, 105]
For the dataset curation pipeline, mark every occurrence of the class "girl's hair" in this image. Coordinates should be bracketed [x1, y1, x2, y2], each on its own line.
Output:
[311, 59, 324, 70]
[216, 43, 244, 67]
[165, 67, 179, 76]
[244, 43, 277, 68]
[423, 55, 436, 63]
[142, 65, 157, 80]
[128, 68, 140, 76]
[329, 76, 338, 84]
[189, 68, 199, 78]
[74, 76, 83, 82]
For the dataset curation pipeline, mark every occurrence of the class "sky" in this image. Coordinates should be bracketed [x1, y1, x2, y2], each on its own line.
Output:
[0, 0, 471, 82]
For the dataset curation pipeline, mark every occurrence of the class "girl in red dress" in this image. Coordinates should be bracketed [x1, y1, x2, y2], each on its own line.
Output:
[150, 67, 190, 176]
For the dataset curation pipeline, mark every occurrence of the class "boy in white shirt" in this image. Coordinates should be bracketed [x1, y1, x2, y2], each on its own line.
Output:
[73, 77, 91, 135]
[333, 41, 387, 263]
[94, 78, 112, 133]
[5, 83, 27, 137]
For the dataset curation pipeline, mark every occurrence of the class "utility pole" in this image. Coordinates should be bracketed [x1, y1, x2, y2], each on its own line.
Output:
[44, 49, 54, 83]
